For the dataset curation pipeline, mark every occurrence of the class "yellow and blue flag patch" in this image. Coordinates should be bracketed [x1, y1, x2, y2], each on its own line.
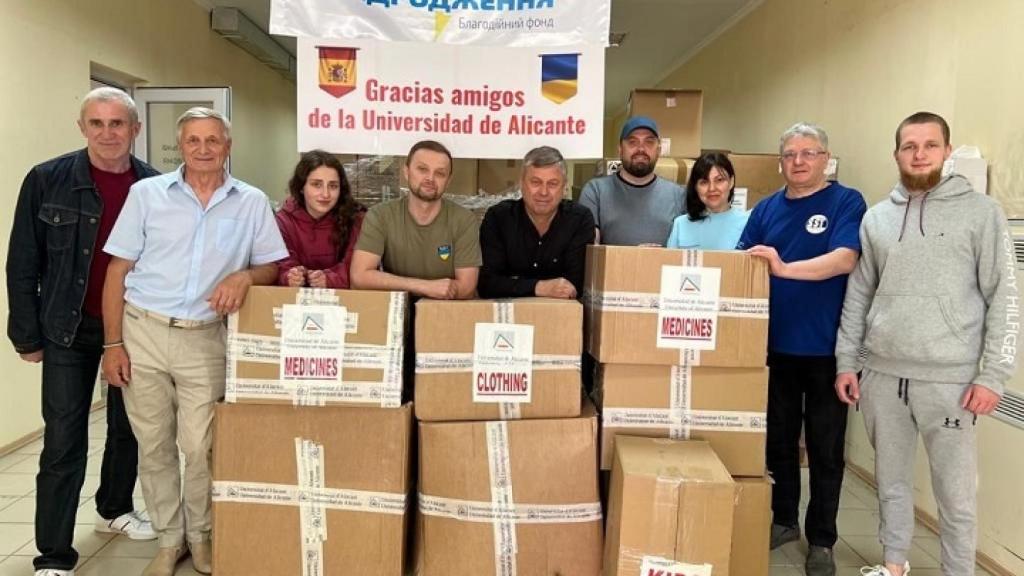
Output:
[540, 53, 579, 104]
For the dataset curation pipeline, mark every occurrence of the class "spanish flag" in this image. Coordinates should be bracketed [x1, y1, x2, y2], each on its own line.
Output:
[540, 53, 579, 104]
[318, 47, 358, 98]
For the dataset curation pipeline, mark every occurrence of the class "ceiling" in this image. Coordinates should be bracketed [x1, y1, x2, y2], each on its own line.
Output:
[195, 0, 758, 115]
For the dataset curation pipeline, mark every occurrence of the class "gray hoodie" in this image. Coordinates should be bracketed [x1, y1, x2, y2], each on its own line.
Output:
[835, 174, 1019, 394]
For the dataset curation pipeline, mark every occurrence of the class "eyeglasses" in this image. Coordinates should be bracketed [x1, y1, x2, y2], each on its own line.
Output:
[780, 149, 827, 162]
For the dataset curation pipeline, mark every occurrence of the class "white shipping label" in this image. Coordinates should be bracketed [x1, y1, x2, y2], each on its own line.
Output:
[731, 187, 748, 211]
[472, 323, 534, 404]
[280, 304, 347, 387]
[657, 266, 722, 351]
[639, 555, 712, 576]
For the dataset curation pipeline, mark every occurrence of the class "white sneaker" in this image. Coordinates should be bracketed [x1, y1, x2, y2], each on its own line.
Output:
[35, 570, 74, 576]
[95, 510, 157, 540]
[861, 561, 911, 576]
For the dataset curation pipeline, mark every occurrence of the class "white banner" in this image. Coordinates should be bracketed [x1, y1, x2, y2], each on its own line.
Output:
[297, 37, 603, 158]
[271, 0, 611, 47]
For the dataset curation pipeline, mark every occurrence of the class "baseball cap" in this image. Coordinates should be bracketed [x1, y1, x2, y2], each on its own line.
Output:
[620, 116, 659, 141]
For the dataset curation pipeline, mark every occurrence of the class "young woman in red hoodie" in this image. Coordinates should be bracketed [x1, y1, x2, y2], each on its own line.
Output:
[276, 150, 366, 288]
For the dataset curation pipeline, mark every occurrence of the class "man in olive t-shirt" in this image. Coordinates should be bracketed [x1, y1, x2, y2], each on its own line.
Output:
[351, 140, 481, 299]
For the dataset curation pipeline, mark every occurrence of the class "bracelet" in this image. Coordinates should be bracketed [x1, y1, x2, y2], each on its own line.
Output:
[102, 341, 124, 349]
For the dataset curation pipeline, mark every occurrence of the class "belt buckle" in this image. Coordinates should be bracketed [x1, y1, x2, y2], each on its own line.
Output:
[168, 317, 183, 329]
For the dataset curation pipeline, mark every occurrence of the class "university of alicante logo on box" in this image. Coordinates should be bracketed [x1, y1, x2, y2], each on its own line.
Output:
[318, 46, 358, 98]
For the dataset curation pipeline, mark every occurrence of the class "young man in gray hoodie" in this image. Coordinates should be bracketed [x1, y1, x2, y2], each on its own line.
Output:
[835, 112, 1018, 576]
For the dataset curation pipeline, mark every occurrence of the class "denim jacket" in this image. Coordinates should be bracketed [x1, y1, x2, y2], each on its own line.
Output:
[6, 149, 159, 353]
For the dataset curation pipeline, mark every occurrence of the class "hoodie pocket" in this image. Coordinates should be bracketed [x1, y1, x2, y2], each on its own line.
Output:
[863, 294, 973, 363]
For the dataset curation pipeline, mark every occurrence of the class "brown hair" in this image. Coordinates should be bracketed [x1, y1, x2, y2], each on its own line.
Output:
[896, 112, 950, 149]
[405, 140, 453, 171]
[287, 150, 364, 256]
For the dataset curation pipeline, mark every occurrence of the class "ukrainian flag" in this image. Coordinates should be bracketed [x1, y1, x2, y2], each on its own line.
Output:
[540, 53, 579, 104]
[318, 47, 358, 98]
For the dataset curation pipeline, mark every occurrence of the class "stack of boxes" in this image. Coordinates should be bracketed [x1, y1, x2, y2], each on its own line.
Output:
[413, 298, 603, 575]
[584, 245, 774, 575]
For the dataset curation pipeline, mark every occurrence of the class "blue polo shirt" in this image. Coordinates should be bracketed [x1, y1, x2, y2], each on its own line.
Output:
[737, 182, 866, 356]
[104, 165, 288, 321]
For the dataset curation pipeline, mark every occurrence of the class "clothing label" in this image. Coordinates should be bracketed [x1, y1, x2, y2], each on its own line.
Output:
[472, 323, 535, 404]
[657, 266, 722, 350]
[280, 305, 347, 399]
[639, 555, 712, 576]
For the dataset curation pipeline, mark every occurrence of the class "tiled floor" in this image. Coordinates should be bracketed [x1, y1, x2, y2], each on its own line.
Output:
[0, 410, 998, 575]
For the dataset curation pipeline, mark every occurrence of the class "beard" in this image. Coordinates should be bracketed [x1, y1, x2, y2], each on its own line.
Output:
[900, 166, 942, 192]
[621, 153, 656, 178]
[409, 181, 442, 202]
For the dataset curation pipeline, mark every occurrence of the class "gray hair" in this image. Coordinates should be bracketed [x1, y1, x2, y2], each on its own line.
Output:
[81, 87, 139, 125]
[779, 122, 829, 153]
[176, 107, 232, 141]
[522, 146, 566, 180]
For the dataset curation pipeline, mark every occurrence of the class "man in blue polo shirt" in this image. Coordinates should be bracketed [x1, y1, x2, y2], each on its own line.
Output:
[738, 122, 866, 576]
[100, 108, 287, 576]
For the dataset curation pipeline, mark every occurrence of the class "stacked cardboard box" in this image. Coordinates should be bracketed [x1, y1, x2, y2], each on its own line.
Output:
[416, 403, 603, 575]
[212, 403, 413, 575]
[627, 89, 703, 158]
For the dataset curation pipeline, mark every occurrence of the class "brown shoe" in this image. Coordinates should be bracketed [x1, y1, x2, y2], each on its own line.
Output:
[142, 545, 188, 576]
[190, 541, 212, 575]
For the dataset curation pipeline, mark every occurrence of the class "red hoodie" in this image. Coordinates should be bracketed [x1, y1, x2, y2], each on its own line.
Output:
[275, 196, 364, 289]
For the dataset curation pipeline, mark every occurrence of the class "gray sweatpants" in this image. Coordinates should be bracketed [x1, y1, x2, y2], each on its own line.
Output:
[859, 368, 978, 576]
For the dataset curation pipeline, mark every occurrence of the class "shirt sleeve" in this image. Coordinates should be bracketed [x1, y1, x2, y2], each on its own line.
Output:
[452, 208, 482, 269]
[250, 196, 289, 266]
[666, 216, 684, 248]
[828, 189, 867, 252]
[103, 182, 147, 261]
[563, 207, 596, 295]
[735, 202, 764, 250]
[578, 180, 600, 230]
[478, 206, 535, 298]
[354, 204, 387, 256]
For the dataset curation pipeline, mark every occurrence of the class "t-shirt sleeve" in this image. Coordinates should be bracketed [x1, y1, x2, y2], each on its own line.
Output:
[578, 180, 600, 229]
[354, 204, 387, 256]
[103, 184, 146, 261]
[735, 202, 764, 250]
[453, 208, 482, 268]
[828, 189, 868, 252]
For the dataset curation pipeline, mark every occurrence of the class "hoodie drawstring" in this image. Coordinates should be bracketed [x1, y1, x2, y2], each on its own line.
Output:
[918, 194, 926, 237]
[896, 378, 910, 406]
[898, 200, 912, 242]
[897, 195, 928, 242]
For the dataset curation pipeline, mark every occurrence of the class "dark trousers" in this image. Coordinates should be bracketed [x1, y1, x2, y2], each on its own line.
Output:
[766, 353, 848, 548]
[35, 316, 139, 571]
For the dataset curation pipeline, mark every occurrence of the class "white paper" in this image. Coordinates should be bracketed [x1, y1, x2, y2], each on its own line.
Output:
[472, 322, 534, 403]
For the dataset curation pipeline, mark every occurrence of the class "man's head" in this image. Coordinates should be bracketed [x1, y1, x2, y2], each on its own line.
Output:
[520, 146, 566, 221]
[778, 122, 831, 190]
[77, 87, 141, 169]
[177, 107, 232, 176]
[894, 112, 952, 192]
[404, 140, 453, 202]
[618, 116, 660, 179]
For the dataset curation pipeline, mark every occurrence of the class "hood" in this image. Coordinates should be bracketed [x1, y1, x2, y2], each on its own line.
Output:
[889, 174, 974, 241]
[280, 196, 335, 228]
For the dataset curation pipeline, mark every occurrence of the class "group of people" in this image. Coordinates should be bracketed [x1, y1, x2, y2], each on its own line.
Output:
[6, 87, 1015, 576]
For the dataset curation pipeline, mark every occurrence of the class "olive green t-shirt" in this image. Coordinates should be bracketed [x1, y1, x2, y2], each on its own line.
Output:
[356, 196, 482, 279]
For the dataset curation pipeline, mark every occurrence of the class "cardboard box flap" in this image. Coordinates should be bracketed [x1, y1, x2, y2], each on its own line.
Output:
[415, 298, 581, 356]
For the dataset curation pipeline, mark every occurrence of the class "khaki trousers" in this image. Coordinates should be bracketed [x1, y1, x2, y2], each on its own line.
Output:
[121, 304, 225, 548]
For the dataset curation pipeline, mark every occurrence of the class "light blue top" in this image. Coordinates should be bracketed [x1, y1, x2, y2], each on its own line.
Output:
[666, 207, 750, 250]
[104, 165, 288, 321]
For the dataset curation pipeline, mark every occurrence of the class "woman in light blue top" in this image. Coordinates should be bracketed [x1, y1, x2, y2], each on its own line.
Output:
[666, 152, 749, 250]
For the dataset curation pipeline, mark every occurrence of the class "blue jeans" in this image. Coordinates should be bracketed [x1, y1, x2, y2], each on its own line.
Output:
[34, 315, 139, 571]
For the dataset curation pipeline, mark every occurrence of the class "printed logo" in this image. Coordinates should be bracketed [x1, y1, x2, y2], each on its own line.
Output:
[301, 313, 325, 333]
[317, 47, 358, 98]
[492, 330, 516, 351]
[942, 417, 962, 430]
[540, 53, 579, 104]
[805, 214, 829, 234]
[437, 244, 452, 261]
[679, 274, 701, 294]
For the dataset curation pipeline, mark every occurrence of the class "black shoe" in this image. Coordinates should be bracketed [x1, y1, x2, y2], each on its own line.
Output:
[769, 522, 800, 549]
[806, 545, 836, 576]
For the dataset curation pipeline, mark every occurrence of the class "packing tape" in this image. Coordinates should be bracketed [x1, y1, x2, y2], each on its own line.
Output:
[417, 494, 604, 524]
[227, 333, 398, 369]
[680, 249, 704, 267]
[487, 422, 517, 576]
[414, 353, 581, 373]
[601, 407, 767, 434]
[296, 438, 327, 576]
[498, 402, 522, 420]
[224, 378, 402, 408]
[225, 313, 240, 403]
[386, 292, 407, 348]
[212, 480, 407, 514]
[492, 303, 523, 420]
[668, 365, 692, 438]
[295, 288, 340, 306]
[584, 290, 769, 319]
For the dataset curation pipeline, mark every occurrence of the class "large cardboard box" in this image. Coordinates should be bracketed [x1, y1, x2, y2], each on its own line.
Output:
[416, 403, 603, 575]
[594, 157, 693, 185]
[212, 403, 413, 576]
[731, 476, 773, 576]
[478, 159, 522, 195]
[595, 364, 768, 477]
[727, 153, 785, 210]
[414, 298, 583, 421]
[627, 89, 703, 158]
[226, 287, 406, 407]
[604, 437, 735, 576]
[584, 245, 769, 367]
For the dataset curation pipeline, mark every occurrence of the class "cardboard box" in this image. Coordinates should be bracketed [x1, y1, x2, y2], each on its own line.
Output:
[595, 364, 767, 476]
[594, 157, 692, 185]
[212, 403, 413, 576]
[731, 476, 773, 576]
[226, 286, 406, 407]
[584, 245, 770, 367]
[604, 437, 735, 576]
[727, 153, 785, 210]
[478, 159, 522, 195]
[414, 298, 582, 421]
[627, 89, 703, 158]
[415, 402, 603, 575]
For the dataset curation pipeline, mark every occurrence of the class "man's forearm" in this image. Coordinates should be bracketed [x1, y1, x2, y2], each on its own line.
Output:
[247, 262, 279, 286]
[781, 248, 858, 281]
[353, 269, 427, 296]
[102, 264, 131, 344]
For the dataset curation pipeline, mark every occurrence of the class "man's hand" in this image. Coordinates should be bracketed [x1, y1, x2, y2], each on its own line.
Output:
[835, 372, 860, 405]
[962, 384, 1000, 416]
[535, 278, 577, 299]
[208, 270, 254, 316]
[747, 245, 788, 277]
[421, 278, 459, 300]
[19, 350, 43, 363]
[102, 346, 131, 388]
[307, 270, 328, 288]
[286, 266, 306, 287]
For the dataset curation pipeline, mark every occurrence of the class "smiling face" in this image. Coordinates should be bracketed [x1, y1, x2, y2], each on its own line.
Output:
[404, 148, 451, 202]
[78, 99, 140, 169]
[696, 165, 735, 213]
[302, 165, 342, 220]
[521, 163, 564, 221]
[618, 128, 660, 178]
[780, 135, 829, 190]
[895, 121, 951, 192]
[179, 118, 231, 176]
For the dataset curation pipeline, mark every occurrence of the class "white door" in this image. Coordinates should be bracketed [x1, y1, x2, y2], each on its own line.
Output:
[133, 87, 231, 173]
